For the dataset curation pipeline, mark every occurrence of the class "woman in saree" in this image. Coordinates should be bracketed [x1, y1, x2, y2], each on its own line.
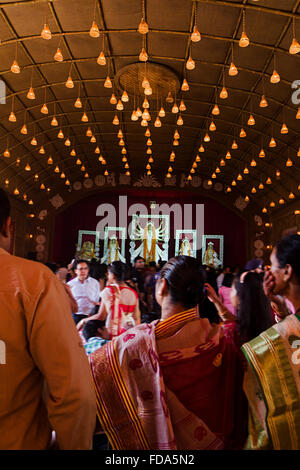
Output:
[241, 234, 300, 450]
[89, 256, 247, 450]
[77, 261, 140, 339]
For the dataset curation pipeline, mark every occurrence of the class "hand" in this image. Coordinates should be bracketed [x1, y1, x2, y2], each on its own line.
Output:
[204, 283, 219, 304]
[263, 269, 276, 299]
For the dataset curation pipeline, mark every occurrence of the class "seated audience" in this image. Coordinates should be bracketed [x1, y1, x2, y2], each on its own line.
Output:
[78, 261, 140, 339]
[89, 256, 247, 450]
[241, 234, 300, 450]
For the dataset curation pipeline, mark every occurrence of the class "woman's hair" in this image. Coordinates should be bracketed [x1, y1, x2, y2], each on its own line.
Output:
[222, 273, 234, 288]
[89, 263, 107, 281]
[159, 255, 206, 309]
[275, 234, 300, 283]
[234, 271, 273, 344]
[109, 261, 128, 282]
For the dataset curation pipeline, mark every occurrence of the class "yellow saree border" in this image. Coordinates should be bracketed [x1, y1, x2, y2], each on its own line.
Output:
[242, 326, 300, 450]
[155, 308, 198, 339]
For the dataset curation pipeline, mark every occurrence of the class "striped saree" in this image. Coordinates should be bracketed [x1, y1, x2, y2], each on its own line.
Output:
[90, 308, 247, 450]
[242, 314, 300, 450]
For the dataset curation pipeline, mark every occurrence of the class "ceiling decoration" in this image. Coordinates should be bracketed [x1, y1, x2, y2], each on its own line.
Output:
[0, 0, 299, 217]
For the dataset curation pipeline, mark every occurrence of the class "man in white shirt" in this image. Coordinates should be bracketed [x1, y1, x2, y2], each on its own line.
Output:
[68, 260, 100, 324]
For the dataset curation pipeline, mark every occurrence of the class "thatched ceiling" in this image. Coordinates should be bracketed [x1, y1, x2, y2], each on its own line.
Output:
[0, 0, 299, 214]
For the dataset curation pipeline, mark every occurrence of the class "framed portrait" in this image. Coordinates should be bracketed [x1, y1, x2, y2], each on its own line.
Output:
[76, 230, 100, 261]
[101, 226, 126, 264]
[175, 229, 197, 258]
[201, 235, 224, 268]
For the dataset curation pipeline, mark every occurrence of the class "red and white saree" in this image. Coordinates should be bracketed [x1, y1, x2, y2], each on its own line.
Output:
[90, 308, 247, 450]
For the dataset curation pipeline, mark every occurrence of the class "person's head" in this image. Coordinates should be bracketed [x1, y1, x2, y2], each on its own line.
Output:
[157, 260, 167, 272]
[108, 261, 127, 284]
[270, 234, 300, 295]
[155, 255, 205, 310]
[134, 256, 145, 270]
[55, 267, 68, 282]
[0, 188, 11, 252]
[73, 259, 89, 281]
[231, 271, 273, 343]
[245, 259, 263, 273]
[82, 320, 105, 341]
[222, 273, 234, 288]
[223, 265, 231, 274]
[147, 261, 157, 273]
[89, 263, 108, 282]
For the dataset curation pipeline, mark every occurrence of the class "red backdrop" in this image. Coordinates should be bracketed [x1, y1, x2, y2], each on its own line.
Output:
[53, 189, 247, 268]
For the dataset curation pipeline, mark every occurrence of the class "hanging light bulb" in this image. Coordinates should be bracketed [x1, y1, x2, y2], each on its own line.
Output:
[177, 115, 183, 126]
[170, 151, 175, 161]
[41, 24, 52, 40]
[204, 133, 210, 142]
[209, 121, 216, 131]
[47, 156, 53, 165]
[122, 156, 127, 162]
[181, 79, 189, 91]
[243, 166, 249, 174]
[250, 159, 256, 167]
[232, 140, 238, 149]
[186, 56, 195, 70]
[240, 128, 246, 138]
[86, 127, 93, 137]
[11, 60, 20, 74]
[166, 91, 174, 103]
[65, 76, 74, 88]
[70, 148, 76, 156]
[113, 115, 119, 125]
[25, 163, 31, 171]
[27, 87, 35, 100]
[139, 48, 148, 62]
[271, 70, 280, 84]
[276, 169, 281, 177]
[14, 188, 20, 195]
[225, 151, 231, 159]
[270, 201, 276, 207]
[289, 38, 300, 55]
[266, 177, 272, 184]
[76, 158, 81, 165]
[231, 180, 237, 186]
[148, 156, 154, 163]
[190, 168, 195, 174]
[110, 93, 117, 105]
[146, 138, 152, 146]
[158, 106, 165, 117]
[89, 21, 100, 38]
[215, 167, 220, 173]
[146, 148, 152, 154]
[31, 137, 37, 146]
[65, 138, 71, 146]
[121, 147, 127, 155]
[281, 123, 288, 134]
[54, 165, 60, 173]
[138, 17, 149, 34]
[212, 173, 217, 179]
[124, 163, 129, 169]
[269, 137, 276, 147]
[104, 76, 112, 88]
[239, 11, 250, 47]
[289, 192, 295, 199]
[91, 135, 96, 143]
[212, 104, 220, 115]
[95, 146, 100, 154]
[142, 97, 149, 108]
[65, 179, 70, 186]
[259, 148, 265, 158]
[247, 114, 255, 126]
[259, 183, 264, 190]
[174, 130, 180, 140]
[54, 47, 63, 62]
[40, 103, 48, 114]
[142, 77, 150, 88]
[3, 148, 10, 158]
[116, 100, 124, 111]
[279, 198, 285, 205]
[118, 129, 124, 139]
[74, 97, 82, 108]
[58, 129, 64, 139]
[34, 173, 39, 180]
[131, 110, 138, 121]
[146, 163, 151, 170]
[81, 112, 88, 122]
[219, 87, 228, 99]
[199, 144, 204, 152]
[16, 158, 20, 166]
[39, 145, 45, 154]
[244, 195, 250, 202]
[154, 116, 162, 127]
[286, 157, 293, 167]
[121, 90, 129, 102]
[172, 102, 179, 113]
[8, 111, 16, 122]
[237, 173, 243, 181]
[296, 107, 300, 119]
[51, 116, 58, 126]
[136, 106, 142, 117]
[187, 175, 192, 181]
[80, 165, 86, 171]
[229, 62, 238, 76]
[60, 172, 66, 179]
[142, 109, 151, 121]
[191, 25, 201, 42]
[21, 123, 27, 134]
[141, 119, 148, 127]
[259, 95, 268, 107]
[173, 139, 179, 146]
[144, 86, 152, 96]
[97, 51, 106, 66]
[179, 100, 186, 112]
[262, 207, 267, 213]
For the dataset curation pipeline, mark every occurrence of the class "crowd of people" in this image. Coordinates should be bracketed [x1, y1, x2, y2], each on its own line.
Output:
[1, 186, 300, 450]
